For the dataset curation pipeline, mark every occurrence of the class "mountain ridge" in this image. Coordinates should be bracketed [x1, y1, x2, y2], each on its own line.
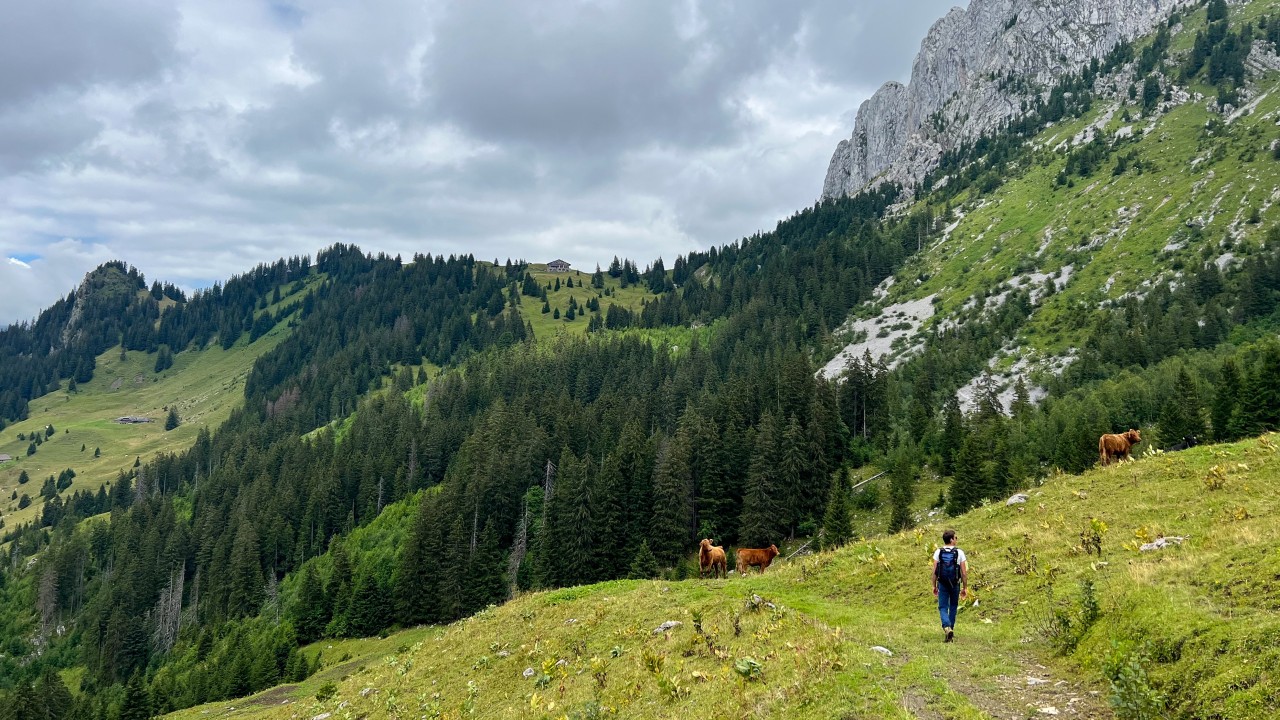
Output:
[822, 0, 1192, 200]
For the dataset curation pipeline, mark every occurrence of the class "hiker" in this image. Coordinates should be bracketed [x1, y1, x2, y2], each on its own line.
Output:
[931, 529, 969, 643]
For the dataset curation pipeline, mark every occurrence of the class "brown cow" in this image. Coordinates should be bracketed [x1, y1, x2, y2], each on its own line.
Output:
[735, 545, 780, 574]
[699, 538, 727, 579]
[1099, 429, 1142, 466]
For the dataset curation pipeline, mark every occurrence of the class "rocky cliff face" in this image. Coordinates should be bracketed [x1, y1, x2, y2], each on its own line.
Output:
[822, 0, 1191, 200]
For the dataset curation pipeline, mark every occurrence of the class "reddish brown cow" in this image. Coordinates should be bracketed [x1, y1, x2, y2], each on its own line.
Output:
[699, 538, 727, 579]
[735, 545, 780, 574]
[1099, 429, 1142, 466]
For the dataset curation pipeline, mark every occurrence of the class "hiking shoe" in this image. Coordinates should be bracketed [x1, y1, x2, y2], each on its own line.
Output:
[944, 627, 954, 643]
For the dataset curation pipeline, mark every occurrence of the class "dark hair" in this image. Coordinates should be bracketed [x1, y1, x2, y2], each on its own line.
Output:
[942, 529, 956, 544]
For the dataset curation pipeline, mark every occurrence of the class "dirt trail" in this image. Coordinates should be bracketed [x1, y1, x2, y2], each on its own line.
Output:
[943, 652, 1111, 719]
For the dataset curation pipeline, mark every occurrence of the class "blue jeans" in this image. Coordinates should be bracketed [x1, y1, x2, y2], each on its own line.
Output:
[938, 582, 959, 629]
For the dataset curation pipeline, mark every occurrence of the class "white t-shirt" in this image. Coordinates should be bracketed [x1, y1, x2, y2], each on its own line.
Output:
[933, 546, 966, 564]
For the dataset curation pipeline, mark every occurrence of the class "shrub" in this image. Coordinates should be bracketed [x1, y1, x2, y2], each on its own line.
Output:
[1103, 640, 1164, 720]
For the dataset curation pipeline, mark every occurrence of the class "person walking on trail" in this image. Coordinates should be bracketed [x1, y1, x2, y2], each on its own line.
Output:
[931, 529, 969, 643]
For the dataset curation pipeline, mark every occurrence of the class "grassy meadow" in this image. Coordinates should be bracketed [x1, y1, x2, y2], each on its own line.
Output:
[0, 286, 312, 530]
[163, 433, 1280, 719]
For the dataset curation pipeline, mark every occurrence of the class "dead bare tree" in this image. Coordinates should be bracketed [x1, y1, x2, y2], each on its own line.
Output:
[151, 564, 185, 654]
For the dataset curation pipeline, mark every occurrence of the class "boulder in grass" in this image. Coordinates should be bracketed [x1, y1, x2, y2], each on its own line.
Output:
[1006, 493, 1029, 506]
[652, 621, 683, 635]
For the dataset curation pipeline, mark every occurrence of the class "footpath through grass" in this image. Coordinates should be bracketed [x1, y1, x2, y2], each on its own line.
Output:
[166, 433, 1280, 719]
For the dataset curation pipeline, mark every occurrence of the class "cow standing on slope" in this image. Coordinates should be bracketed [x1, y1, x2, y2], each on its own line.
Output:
[1099, 429, 1142, 466]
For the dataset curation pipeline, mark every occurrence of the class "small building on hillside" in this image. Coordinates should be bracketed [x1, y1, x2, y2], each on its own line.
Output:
[547, 259, 571, 272]
[0, 453, 11, 463]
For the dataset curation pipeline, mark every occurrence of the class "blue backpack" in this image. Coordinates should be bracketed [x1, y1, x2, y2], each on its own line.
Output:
[936, 547, 961, 586]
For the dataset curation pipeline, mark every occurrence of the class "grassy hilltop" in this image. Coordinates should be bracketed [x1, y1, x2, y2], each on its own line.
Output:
[167, 433, 1280, 720]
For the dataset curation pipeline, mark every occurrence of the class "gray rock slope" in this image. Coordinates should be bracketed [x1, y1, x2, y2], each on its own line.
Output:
[822, 0, 1191, 200]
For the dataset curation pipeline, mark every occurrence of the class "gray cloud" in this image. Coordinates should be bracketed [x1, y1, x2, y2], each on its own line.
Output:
[0, 0, 966, 326]
[0, 0, 177, 109]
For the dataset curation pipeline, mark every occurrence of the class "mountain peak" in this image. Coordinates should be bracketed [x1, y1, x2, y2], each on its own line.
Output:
[822, 0, 1191, 200]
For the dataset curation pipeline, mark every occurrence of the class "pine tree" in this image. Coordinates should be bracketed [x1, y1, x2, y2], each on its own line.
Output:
[779, 414, 812, 537]
[228, 520, 263, 618]
[938, 395, 965, 476]
[293, 564, 329, 643]
[1235, 343, 1280, 436]
[649, 435, 694, 565]
[887, 440, 917, 532]
[466, 518, 507, 610]
[119, 672, 152, 720]
[35, 666, 74, 720]
[1212, 357, 1242, 441]
[738, 413, 786, 546]
[1159, 367, 1205, 443]
[324, 540, 353, 636]
[628, 540, 659, 579]
[347, 570, 388, 637]
[820, 472, 852, 550]
[948, 431, 986, 516]
[164, 407, 180, 431]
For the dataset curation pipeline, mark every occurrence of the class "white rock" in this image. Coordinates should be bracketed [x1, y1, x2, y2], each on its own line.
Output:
[652, 621, 683, 635]
[870, 646, 894, 656]
[1038, 707, 1060, 716]
[1139, 536, 1188, 552]
[1006, 493, 1029, 506]
[823, 0, 1189, 200]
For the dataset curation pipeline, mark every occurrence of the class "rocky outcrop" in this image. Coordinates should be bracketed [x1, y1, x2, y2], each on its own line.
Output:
[822, 0, 1192, 200]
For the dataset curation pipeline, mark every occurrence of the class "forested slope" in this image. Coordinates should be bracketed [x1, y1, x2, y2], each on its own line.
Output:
[2, 1, 1280, 718]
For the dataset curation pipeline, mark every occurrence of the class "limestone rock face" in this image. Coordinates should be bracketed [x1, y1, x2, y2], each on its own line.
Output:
[822, 0, 1191, 200]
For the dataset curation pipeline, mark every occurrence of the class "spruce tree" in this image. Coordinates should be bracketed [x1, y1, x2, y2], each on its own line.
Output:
[347, 570, 388, 637]
[1235, 343, 1280, 436]
[649, 434, 694, 564]
[35, 667, 74, 720]
[119, 672, 152, 720]
[1212, 357, 1242, 441]
[738, 413, 786, 547]
[938, 395, 965, 476]
[779, 414, 811, 536]
[466, 518, 508, 610]
[324, 540, 353, 636]
[395, 497, 441, 625]
[948, 431, 986, 516]
[3, 681, 40, 720]
[887, 440, 917, 532]
[228, 520, 263, 619]
[293, 564, 329, 643]
[628, 540, 659, 579]
[820, 472, 852, 550]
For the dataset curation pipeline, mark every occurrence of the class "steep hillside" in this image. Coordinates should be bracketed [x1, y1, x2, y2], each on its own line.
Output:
[0, 272, 321, 532]
[824, 0, 1280, 398]
[166, 433, 1280, 720]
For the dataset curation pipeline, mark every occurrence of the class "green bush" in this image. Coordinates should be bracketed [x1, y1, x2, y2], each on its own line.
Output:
[1103, 640, 1164, 720]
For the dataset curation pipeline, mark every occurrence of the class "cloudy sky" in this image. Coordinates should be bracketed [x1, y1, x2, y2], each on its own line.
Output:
[0, 0, 959, 325]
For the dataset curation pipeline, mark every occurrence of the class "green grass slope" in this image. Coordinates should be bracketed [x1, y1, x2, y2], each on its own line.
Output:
[0, 314, 291, 529]
[859, 0, 1280, 364]
[166, 433, 1280, 720]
